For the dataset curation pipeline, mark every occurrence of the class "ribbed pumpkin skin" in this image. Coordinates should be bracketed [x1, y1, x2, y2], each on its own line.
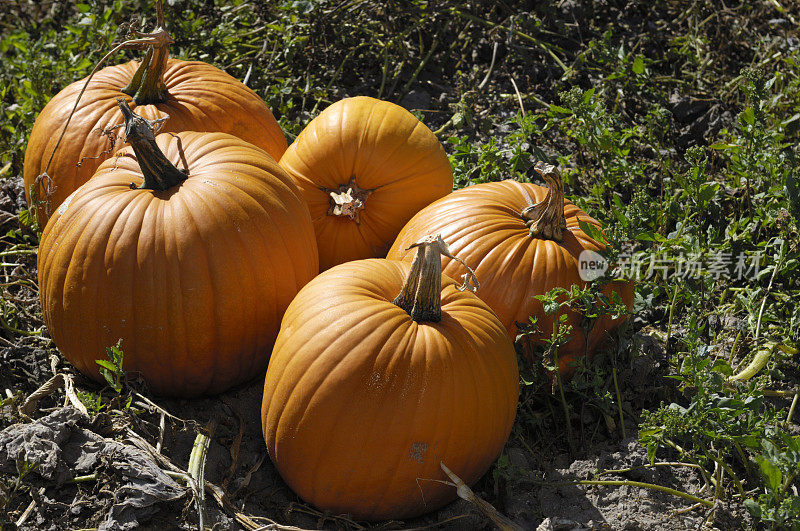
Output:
[387, 180, 634, 372]
[38, 132, 318, 397]
[24, 58, 288, 224]
[261, 259, 518, 520]
[278, 96, 453, 271]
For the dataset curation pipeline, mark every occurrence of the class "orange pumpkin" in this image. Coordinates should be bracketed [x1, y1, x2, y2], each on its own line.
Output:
[278, 96, 453, 271]
[388, 163, 634, 377]
[261, 235, 518, 520]
[24, 7, 287, 225]
[38, 101, 317, 397]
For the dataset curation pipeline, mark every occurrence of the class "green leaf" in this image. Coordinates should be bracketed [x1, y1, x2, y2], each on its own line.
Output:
[18, 208, 32, 228]
[11, 40, 27, 54]
[632, 55, 645, 75]
[698, 182, 719, 206]
[645, 441, 658, 465]
[711, 359, 733, 376]
[95, 340, 125, 393]
[757, 455, 783, 494]
[578, 218, 608, 245]
[709, 142, 740, 150]
[743, 499, 762, 519]
[786, 161, 800, 224]
[70, 57, 93, 72]
[95, 360, 116, 371]
[635, 231, 666, 242]
[741, 107, 756, 125]
[549, 104, 572, 115]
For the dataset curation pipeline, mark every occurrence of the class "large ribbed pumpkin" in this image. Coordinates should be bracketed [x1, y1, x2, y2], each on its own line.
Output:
[261, 235, 518, 520]
[278, 96, 453, 271]
[24, 9, 287, 225]
[38, 101, 317, 397]
[388, 163, 634, 376]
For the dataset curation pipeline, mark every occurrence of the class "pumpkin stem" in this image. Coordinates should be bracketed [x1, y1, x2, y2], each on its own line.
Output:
[117, 98, 187, 191]
[521, 162, 567, 242]
[322, 177, 374, 224]
[36, 0, 177, 211]
[393, 234, 479, 323]
[120, 0, 173, 105]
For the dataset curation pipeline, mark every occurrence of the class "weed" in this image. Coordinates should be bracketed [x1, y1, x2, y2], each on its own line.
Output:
[96, 339, 125, 394]
[0, 457, 37, 528]
[744, 434, 800, 529]
[1, 1, 799, 528]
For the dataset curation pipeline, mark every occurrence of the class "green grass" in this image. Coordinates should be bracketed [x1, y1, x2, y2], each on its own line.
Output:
[1, 0, 799, 528]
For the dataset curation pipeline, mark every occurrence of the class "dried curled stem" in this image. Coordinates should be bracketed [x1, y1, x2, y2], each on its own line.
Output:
[19, 373, 87, 417]
[521, 161, 567, 242]
[393, 234, 479, 323]
[120, 1, 173, 105]
[34, 0, 174, 214]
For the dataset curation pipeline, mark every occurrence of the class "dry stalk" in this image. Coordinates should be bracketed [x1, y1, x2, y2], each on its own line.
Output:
[438, 462, 523, 531]
[19, 373, 87, 417]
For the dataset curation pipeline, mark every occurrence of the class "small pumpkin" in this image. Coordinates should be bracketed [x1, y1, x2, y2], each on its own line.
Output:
[261, 235, 518, 520]
[24, 3, 287, 225]
[38, 100, 318, 397]
[388, 163, 634, 377]
[278, 96, 453, 271]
